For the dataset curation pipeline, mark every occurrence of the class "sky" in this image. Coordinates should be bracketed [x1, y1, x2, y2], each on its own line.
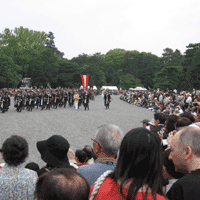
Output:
[1, 0, 200, 59]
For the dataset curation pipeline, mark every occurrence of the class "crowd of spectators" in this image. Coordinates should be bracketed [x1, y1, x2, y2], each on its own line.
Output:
[120, 89, 200, 117]
[1, 89, 200, 199]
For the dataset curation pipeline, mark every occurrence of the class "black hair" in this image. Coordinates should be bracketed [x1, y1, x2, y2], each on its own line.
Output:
[82, 146, 93, 159]
[154, 113, 166, 124]
[163, 149, 185, 179]
[35, 168, 90, 200]
[75, 149, 89, 163]
[176, 117, 192, 129]
[0, 135, 28, 166]
[181, 112, 195, 123]
[165, 115, 178, 133]
[108, 127, 165, 199]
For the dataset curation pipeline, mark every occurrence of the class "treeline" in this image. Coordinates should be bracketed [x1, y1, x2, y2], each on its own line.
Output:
[0, 26, 200, 91]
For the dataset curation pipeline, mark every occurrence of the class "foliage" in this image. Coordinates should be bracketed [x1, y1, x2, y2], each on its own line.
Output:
[120, 73, 142, 90]
[153, 66, 192, 91]
[0, 26, 198, 90]
[188, 48, 200, 89]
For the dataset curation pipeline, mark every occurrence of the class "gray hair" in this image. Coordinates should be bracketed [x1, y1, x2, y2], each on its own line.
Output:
[179, 126, 200, 157]
[94, 124, 124, 156]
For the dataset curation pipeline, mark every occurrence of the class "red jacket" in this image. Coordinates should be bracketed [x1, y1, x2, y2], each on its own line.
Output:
[89, 177, 167, 200]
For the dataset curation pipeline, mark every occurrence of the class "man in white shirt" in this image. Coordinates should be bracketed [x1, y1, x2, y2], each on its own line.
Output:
[186, 94, 192, 104]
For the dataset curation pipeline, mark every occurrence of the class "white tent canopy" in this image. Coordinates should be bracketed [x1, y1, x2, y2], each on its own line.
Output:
[133, 87, 147, 91]
[129, 88, 135, 91]
[101, 86, 118, 90]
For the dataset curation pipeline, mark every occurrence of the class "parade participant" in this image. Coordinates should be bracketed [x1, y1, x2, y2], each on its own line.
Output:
[52, 90, 57, 109]
[68, 90, 74, 107]
[58, 90, 63, 107]
[0, 92, 6, 113]
[83, 90, 90, 110]
[43, 92, 48, 109]
[25, 91, 29, 111]
[104, 90, 111, 109]
[30, 91, 35, 111]
[47, 92, 51, 110]
[73, 92, 80, 110]
[17, 91, 24, 112]
[35, 91, 40, 109]
[78, 90, 83, 109]
[63, 90, 68, 108]
[39, 91, 45, 111]
[5, 92, 10, 112]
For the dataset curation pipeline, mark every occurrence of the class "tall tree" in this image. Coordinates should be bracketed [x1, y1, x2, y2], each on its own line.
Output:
[182, 43, 200, 67]
[188, 48, 200, 89]
[0, 27, 47, 78]
[161, 48, 184, 66]
[0, 51, 22, 88]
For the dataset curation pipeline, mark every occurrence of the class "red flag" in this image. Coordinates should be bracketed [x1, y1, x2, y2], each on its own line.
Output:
[81, 75, 89, 90]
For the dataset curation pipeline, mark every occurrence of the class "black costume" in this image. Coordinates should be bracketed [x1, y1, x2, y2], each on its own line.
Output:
[83, 93, 90, 110]
[104, 93, 111, 109]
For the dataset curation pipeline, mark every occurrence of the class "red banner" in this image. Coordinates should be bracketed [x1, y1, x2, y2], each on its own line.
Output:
[80, 75, 89, 90]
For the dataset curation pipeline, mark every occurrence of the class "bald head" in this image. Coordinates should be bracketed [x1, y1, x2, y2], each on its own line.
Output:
[178, 126, 200, 157]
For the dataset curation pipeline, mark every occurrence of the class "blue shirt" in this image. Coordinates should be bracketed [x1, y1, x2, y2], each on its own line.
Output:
[78, 160, 116, 187]
[0, 163, 38, 199]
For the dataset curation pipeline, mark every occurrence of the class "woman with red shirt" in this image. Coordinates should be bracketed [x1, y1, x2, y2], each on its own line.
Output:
[89, 128, 167, 200]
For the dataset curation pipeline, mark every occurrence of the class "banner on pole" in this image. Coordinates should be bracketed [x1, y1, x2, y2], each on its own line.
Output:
[80, 75, 89, 90]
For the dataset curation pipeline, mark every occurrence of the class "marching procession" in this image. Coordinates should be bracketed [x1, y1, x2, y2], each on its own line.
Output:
[0, 88, 113, 113]
[0, 89, 92, 113]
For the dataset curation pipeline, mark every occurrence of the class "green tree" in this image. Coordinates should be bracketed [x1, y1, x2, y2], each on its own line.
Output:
[153, 66, 191, 91]
[0, 27, 47, 78]
[0, 51, 22, 88]
[161, 48, 184, 66]
[182, 43, 200, 67]
[188, 48, 200, 89]
[120, 73, 142, 90]
[57, 59, 80, 88]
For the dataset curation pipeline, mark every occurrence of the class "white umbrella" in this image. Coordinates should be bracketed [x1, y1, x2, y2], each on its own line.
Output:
[129, 88, 135, 91]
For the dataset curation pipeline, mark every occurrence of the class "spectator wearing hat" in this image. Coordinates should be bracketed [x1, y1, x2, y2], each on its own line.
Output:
[78, 124, 124, 187]
[36, 135, 74, 176]
[149, 119, 156, 130]
[35, 168, 90, 200]
[140, 119, 150, 130]
[0, 135, 38, 199]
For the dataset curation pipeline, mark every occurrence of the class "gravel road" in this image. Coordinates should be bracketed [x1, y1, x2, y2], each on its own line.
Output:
[0, 95, 154, 168]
